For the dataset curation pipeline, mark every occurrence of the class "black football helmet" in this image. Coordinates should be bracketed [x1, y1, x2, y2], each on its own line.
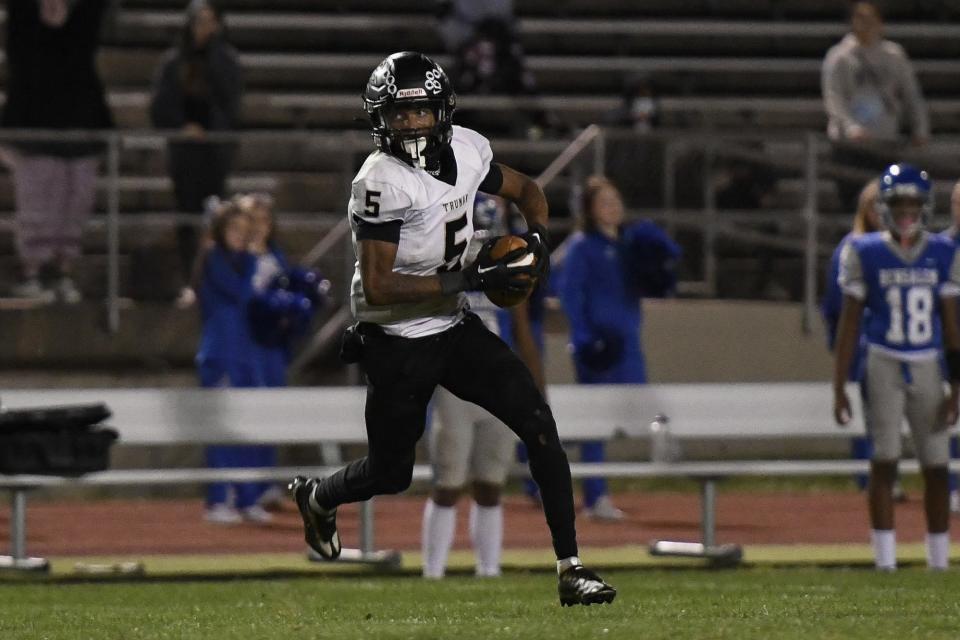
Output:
[362, 51, 457, 169]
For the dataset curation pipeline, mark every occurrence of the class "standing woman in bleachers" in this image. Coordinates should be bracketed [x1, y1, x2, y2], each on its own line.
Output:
[195, 200, 269, 524]
[1, 0, 113, 303]
[559, 176, 681, 521]
[150, 0, 243, 308]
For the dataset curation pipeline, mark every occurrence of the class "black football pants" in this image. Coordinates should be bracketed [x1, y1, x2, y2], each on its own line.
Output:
[313, 312, 578, 560]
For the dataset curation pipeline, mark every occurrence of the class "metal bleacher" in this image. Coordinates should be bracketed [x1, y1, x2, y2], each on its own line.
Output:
[1, 0, 960, 316]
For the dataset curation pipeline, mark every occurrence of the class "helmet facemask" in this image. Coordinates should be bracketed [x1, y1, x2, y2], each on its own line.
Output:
[880, 194, 928, 242]
[379, 101, 447, 171]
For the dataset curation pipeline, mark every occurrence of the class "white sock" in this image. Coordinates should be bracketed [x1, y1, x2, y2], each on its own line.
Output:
[557, 556, 581, 575]
[469, 503, 503, 577]
[871, 529, 896, 570]
[926, 532, 950, 570]
[422, 500, 456, 579]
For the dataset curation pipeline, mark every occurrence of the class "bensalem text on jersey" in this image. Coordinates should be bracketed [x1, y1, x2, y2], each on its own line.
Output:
[347, 125, 495, 338]
[839, 230, 960, 360]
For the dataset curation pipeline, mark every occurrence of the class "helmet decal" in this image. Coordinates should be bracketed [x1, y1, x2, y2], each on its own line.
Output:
[424, 70, 443, 94]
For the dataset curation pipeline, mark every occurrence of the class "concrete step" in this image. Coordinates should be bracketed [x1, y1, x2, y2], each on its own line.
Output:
[0, 48, 920, 96]
[0, 171, 344, 213]
[68, 48, 960, 97]
[102, 11, 960, 58]
[110, 0, 952, 20]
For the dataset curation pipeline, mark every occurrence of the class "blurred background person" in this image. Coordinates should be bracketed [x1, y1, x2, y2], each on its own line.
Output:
[821, 178, 909, 499]
[434, 0, 516, 56]
[822, 0, 929, 212]
[437, 0, 556, 139]
[150, 0, 243, 308]
[560, 176, 681, 520]
[195, 200, 270, 524]
[607, 74, 660, 134]
[242, 192, 330, 511]
[421, 194, 544, 579]
[0, 0, 113, 303]
[938, 177, 960, 514]
[239, 192, 288, 513]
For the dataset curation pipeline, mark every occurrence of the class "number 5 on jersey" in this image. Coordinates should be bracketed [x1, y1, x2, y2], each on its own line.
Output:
[885, 286, 933, 345]
[365, 190, 381, 217]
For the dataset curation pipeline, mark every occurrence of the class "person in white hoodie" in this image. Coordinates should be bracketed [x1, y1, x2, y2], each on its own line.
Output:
[821, 0, 929, 211]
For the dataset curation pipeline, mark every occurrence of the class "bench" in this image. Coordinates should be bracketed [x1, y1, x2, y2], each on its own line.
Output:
[0, 382, 924, 571]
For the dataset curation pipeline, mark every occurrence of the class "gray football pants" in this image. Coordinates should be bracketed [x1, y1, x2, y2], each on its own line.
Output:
[865, 349, 950, 467]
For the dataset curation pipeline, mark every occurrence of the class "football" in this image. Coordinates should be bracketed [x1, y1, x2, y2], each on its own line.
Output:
[484, 235, 537, 309]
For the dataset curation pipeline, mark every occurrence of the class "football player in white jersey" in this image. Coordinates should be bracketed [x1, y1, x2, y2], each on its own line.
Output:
[290, 52, 615, 606]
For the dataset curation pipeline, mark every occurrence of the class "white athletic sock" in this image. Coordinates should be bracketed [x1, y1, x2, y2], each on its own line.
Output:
[871, 529, 896, 570]
[557, 556, 581, 575]
[422, 500, 456, 579]
[926, 532, 950, 571]
[469, 503, 503, 577]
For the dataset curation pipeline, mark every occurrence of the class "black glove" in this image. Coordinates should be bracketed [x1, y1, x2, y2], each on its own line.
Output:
[438, 237, 534, 295]
[520, 222, 551, 282]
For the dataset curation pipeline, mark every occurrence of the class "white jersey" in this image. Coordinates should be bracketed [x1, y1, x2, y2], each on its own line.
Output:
[348, 125, 495, 338]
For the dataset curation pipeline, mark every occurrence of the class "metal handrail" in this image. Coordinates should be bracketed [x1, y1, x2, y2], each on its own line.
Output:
[3, 126, 958, 340]
[534, 123, 603, 188]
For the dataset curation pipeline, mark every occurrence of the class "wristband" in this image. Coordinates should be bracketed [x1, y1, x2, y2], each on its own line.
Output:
[528, 222, 550, 249]
[947, 349, 960, 382]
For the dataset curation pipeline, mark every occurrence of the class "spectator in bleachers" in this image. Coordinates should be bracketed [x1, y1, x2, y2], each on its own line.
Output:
[435, 0, 516, 55]
[713, 147, 785, 299]
[821, 0, 929, 212]
[607, 74, 660, 134]
[150, 0, 243, 309]
[1, 0, 113, 303]
[604, 74, 665, 212]
[937, 178, 960, 514]
[438, 1, 557, 139]
[195, 200, 270, 524]
[559, 176, 681, 520]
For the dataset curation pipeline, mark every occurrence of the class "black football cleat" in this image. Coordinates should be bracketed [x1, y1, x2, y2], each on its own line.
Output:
[558, 565, 617, 606]
[289, 475, 341, 560]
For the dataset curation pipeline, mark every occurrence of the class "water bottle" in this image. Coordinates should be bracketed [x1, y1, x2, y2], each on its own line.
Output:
[649, 413, 675, 463]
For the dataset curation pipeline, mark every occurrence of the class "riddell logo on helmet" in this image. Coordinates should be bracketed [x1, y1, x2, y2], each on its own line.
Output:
[396, 88, 427, 99]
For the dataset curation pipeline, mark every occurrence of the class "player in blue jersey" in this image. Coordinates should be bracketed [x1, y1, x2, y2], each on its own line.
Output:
[834, 163, 960, 570]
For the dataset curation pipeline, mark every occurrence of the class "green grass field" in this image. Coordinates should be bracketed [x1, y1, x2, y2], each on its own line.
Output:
[2, 568, 959, 640]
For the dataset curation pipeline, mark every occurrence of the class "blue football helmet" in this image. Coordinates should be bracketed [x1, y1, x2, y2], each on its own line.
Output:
[878, 163, 933, 239]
